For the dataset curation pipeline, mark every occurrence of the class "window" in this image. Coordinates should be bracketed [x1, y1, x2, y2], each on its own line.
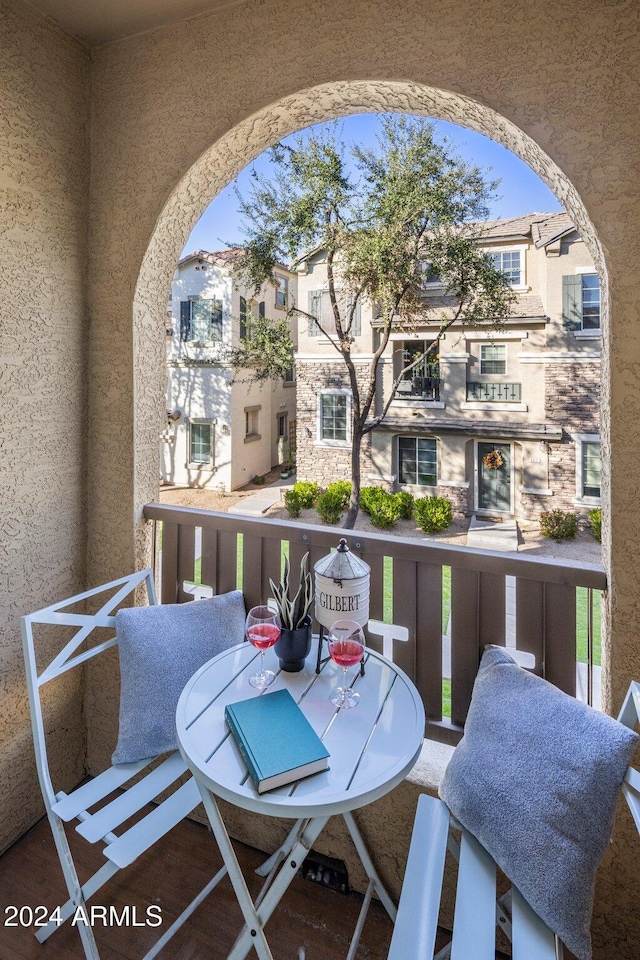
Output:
[245, 406, 260, 440]
[275, 275, 288, 309]
[180, 299, 223, 341]
[277, 413, 288, 439]
[396, 340, 440, 399]
[307, 290, 361, 337]
[480, 343, 506, 375]
[488, 250, 522, 286]
[189, 421, 213, 465]
[398, 437, 437, 487]
[283, 364, 295, 384]
[319, 393, 349, 443]
[581, 274, 601, 330]
[581, 440, 601, 499]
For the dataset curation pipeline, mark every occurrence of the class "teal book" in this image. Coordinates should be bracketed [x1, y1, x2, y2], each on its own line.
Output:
[225, 689, 330, 794]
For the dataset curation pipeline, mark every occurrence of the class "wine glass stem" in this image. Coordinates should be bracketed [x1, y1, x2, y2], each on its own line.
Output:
[260, 649, 265, 678]
[343, 666, 348, 700]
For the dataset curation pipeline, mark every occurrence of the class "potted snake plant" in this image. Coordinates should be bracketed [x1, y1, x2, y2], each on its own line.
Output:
[269, 553, 313, 672]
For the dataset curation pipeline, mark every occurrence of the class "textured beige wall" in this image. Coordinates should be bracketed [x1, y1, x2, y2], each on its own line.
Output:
[0, 0, 90, 852]
[0, 0, 625, 952]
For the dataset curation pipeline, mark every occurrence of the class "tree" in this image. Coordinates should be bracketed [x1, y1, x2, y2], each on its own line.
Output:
[229, 116, 516, 527]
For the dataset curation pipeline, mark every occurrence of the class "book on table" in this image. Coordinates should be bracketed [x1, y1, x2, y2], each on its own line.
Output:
[225, 688, 330, 794]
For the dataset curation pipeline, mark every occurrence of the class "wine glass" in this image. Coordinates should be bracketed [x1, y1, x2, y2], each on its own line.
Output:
[246, 605, 281, 690]
[327, 619, 365, 709]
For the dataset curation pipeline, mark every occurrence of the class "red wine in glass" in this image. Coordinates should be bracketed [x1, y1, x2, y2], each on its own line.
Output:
[327, 619, 365, 709]
[246, 606, 280, 689]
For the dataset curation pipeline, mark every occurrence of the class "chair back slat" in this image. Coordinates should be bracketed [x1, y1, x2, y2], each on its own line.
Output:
[21, 569, 156, 810]
[617, 681, 640, 828]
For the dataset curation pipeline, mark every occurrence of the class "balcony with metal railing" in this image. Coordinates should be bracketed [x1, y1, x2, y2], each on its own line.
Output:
[466, 381, 522, 403]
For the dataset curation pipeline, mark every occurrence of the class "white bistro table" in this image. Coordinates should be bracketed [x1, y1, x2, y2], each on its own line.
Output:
[176, 637, 425, 960]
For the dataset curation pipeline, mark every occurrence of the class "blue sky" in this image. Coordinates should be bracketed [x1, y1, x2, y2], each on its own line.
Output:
[183, 114, 562, 255]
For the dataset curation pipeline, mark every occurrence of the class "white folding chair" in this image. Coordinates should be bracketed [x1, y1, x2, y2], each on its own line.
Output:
[22, 569, 227, 960]
[388, 681, 640, 960]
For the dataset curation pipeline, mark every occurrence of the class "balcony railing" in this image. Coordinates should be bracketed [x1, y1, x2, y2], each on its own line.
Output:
[396, 375, 441, 401]
[143, 503, 606, 744]
[466, 381, 522, 402]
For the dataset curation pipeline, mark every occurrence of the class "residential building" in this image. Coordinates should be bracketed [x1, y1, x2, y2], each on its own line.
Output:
[295, 212, 601, 521]
[161, 250, 297, 491]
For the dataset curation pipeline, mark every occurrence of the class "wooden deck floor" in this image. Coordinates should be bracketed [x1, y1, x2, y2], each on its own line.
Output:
[0, 812, 408, 960]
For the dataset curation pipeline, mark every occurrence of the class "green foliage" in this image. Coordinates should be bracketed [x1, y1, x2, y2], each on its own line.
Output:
[326, 480, 351, 508]
[316, 487, 346, 524]
[226, 313, 294, 382]
[369, 496, 401, 529]
[359, 486, 386, 515]
[588, 508, 602, 542]
[251, 475, 265, 485]
[292, 480, 320, 508]
[269, 553, 313, 630]
[393, 490, 415, 520]
[414, 496, 453, 534]
[540, 509, 578, 542]
[283, 489, 302, 518]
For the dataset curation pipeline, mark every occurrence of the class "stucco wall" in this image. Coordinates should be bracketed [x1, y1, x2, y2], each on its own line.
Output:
[0, 0, 90, 852]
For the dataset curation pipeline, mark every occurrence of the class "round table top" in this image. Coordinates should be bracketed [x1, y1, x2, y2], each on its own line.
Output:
[176, 637, 425, 819]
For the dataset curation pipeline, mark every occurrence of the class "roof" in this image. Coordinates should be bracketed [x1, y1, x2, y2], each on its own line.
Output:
[177, 248, 292, 273]
[418, 292, 546, 323]
[373, 419, 563, 442]
[477, 211, 576, 247]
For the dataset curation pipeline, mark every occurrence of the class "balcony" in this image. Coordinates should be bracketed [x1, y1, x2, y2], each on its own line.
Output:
[467, 382, 522, 403]
[144, 503, 605, 738]
[395, 375, 441, 402]
[466, 381, 522, 402]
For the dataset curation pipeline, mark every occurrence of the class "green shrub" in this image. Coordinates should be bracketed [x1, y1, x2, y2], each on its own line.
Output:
[369, 496, 401, 529]
[326, 480, 351, 508]
[414, 495, 453, 534]
[316, 486, 345, 524]
[588, 507, 602, 542]
[359, 486, 386, 515]
[540, 509, 578, 541]
[284, 489, 302, 518]
[251, 475, 265, 485]
[292, 480, 320, 509]
[393, 490, 415, 520]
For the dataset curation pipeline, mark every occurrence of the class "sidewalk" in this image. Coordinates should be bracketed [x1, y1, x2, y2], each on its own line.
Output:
[227, 473, 296, 516]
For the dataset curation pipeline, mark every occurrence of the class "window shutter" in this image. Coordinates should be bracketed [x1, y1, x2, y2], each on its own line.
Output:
[239, 296, 247, 340]
[353, 301, 361, 336]
[308, 291, 321, 336]
[562, 275, 582, 330]
[211, 299, 223, 339]
[180, 301, 191, 341]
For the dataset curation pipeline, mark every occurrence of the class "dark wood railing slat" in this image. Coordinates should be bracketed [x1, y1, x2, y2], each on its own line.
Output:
[416, 562, 444, 721]
[392, 558, 417, 678]
[177, 524, 196, 603]
[366, 553, 385, 656]
[450, 568, 480, 727]
[262, 537, 283, 607]
[515, 579, 545, 674]
[242, 533, 264, 610]
[544, 582, 578, 696]
[160, 521, 179, 604]
[479, 572, 507, 646]
[217, 530, 238, 595]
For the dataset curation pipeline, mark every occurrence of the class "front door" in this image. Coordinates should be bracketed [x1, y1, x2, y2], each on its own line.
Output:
[477, 441, 512, 513]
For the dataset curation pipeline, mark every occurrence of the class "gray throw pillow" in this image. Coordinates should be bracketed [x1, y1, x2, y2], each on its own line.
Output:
[112, 591, 246, 765]
[439, 646, 638, 960]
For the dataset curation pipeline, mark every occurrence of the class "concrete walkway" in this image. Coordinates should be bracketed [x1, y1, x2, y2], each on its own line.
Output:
[227, 473, 295, 516]
[466, 514, 519, 552]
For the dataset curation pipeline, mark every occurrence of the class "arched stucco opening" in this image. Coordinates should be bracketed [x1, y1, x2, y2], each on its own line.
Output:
[134, 79, 609, 575]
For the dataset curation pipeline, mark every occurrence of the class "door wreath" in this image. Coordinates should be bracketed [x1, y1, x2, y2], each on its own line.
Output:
[483, 449, 504, 470]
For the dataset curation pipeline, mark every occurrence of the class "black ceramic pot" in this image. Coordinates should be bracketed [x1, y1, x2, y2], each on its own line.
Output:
[275, 616, 312, 672]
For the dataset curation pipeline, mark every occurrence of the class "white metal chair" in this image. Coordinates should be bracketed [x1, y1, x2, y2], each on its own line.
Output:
[388, 681, 640, 960]
[22, 569, 227, 960]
